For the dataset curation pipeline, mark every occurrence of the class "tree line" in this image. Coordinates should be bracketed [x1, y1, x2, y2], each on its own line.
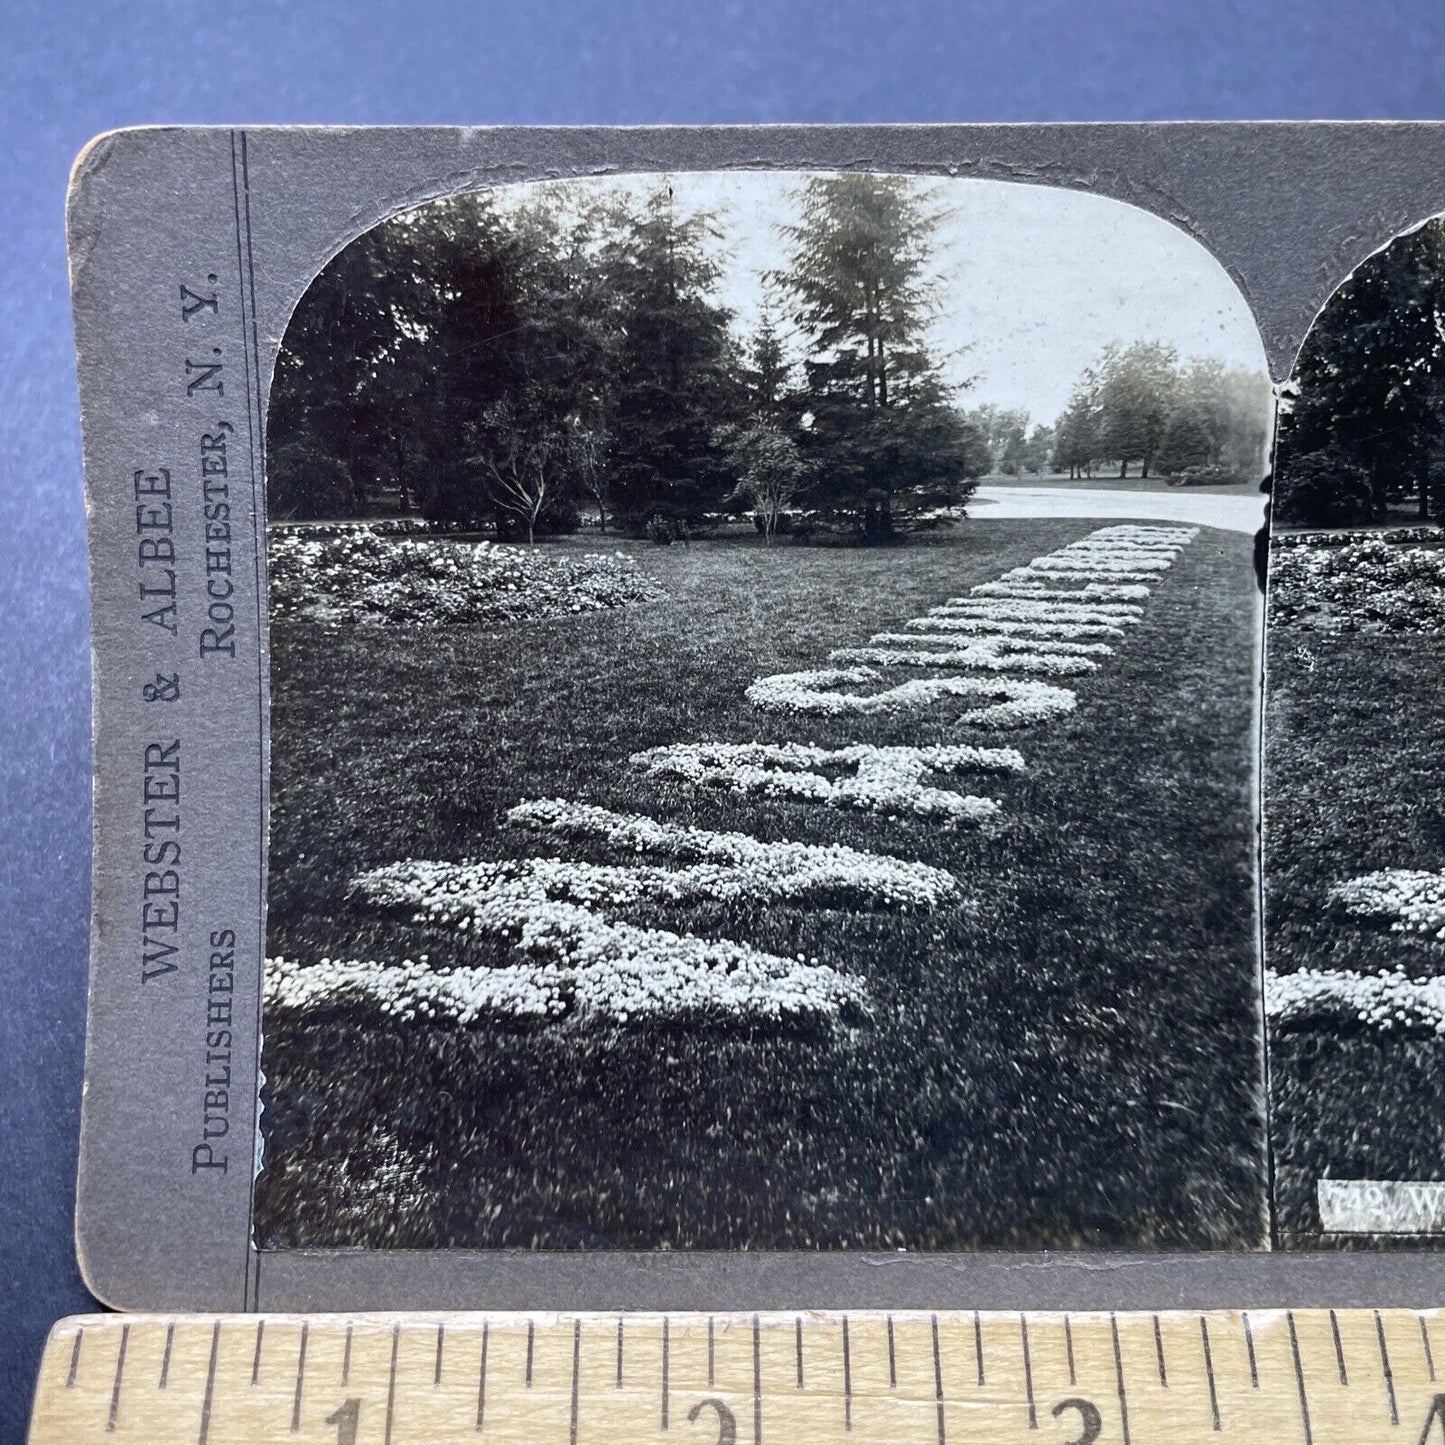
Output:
[1276, 217, 1445, 525]
[1046, 344, 1270, 483]
[268, 176, 1271, 542]
[269, 176, 988, 541]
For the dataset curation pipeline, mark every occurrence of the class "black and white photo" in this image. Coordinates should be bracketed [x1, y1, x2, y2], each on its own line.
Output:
[252, 170, 1275, 1252]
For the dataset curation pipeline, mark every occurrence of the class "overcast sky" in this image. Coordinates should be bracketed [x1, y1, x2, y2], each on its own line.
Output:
[499, 170, 1270, 427]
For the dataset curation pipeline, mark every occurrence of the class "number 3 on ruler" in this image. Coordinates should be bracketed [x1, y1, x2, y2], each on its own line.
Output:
[325, 1398, 361, 1445]
[1051, 1396, 1102, 1445]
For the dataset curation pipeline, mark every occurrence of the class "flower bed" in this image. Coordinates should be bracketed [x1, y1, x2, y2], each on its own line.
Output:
[871, 631, 1112, 657]
[502, 798, 960, 907]
[746, 665, 1077, 727]
[1268, 536, 1445, 631]
[904, 615, 1128, 640]
[631, 740, 1024, 824]
[268, 526, 659, 625]
[1265, 966, 1445, 1036]
[1330, 868, 1445, 938]
[269, 517, 470, 540]
[830, 643, 1099, 675]
[971, 581, 1152, 600]
[928, 599, 1143, 623]
[267, 900, 867, 1024]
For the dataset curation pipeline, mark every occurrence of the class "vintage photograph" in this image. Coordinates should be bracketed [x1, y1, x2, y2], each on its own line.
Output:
[252, 170, 1274, 1252]
[1264, 215, 1445, 1244]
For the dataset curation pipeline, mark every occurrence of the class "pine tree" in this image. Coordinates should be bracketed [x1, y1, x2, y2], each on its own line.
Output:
[779, 174, 978, 531]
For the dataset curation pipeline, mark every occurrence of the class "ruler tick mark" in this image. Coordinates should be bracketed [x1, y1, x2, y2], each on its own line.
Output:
[160, 1322, 175, 1390]
[570, 1319, 581, 1445]
[753, 1314, 762, 1445]
[974, 1309, 985, 1386]
[1110, 1313, 1132, 1445]
[932, 1314, 945, 1445]
[1020, 1314, 1037, 1430]
[1153, 1314, 1168, 1387]
[476, 1321, 489, 1432]
[251, 1320, 264, 1386]
[1423, 1315, 1437, 1382]
[886, 1314, 896, 1388]
[795, 1315, 804, 1389]
[291, 1322, 308, 1434]
[342, 1324, 353, 1387]
[106, 1323, 128, 1434]
[527, 1320, 535, 1389]
[1200, 1316, 1221, 1432]
[435, 1323, 445, 1385]
[384, 1323, 400, 1445]
[616, 1316, 624, 1389]
[842, 1315, 853, 1431]
[1243, 1311, 1259, 1387]
[1064, 1315, 1076, 1387]
[1330, 1309, 1348, 1385]
[66, 1329, 82, 1389]
[1288, 1311, 1314, 1445]
[198, 1321, 220, 1445]
[661, 1316, 670, 1430]
[1375, 1310, 1398, 1426]
[707, 1316, 714, 1388]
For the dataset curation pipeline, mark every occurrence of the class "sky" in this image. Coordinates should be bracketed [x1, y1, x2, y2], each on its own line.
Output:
[498, 170, 1271, 427]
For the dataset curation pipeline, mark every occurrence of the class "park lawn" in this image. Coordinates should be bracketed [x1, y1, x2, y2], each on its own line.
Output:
[1265, 627, 1445, 1246]
[254, 517, 1269, 1252]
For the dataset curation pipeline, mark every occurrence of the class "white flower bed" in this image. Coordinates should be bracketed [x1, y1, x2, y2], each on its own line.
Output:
[871, 631, 1112, 657]
[504, 798, 957, 906]
[904, 615, 1128, 640]
[830, 644, 1098, 675]
[746, 665, 1076, 728]
[1094, 525, 1198, 542]
[928, 599, 1143, 623]
[1046, 549, 1179, 566]
[1269, 537, 1445, 632]
[970, 581, 1152, 601]
[267, 907, 866, 1024]
[1004, 562, 1162, 582]
[631, 740, 1024, 823]
[268, 525, 659, 625]
[1265, 967, 1445, 1035]
[1330, 869, 1445, 938]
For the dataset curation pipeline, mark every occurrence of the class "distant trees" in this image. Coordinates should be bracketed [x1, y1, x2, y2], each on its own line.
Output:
[1276, 217, 1445, 525]
[1049, 346, 1269, 484]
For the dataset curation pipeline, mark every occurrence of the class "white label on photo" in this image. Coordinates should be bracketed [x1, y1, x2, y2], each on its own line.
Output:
[1318, 1179, 1445, 1233]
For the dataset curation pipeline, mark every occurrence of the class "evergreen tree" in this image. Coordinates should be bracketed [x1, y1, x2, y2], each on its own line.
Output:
[1278, 217, 1445, 522]
[595, 187, 742, 528]
[779, 174, 978, 531]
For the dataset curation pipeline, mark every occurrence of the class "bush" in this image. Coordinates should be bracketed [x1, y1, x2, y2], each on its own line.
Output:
[1274, 447, 1375, 527]
[267, 438, 357, 521]
[1175, 464, 1245, 488]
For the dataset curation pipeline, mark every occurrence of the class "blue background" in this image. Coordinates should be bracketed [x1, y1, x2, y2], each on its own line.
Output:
[4, 1, 1445, 1436]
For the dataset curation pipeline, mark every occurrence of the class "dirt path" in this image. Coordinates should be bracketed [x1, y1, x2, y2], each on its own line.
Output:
[971, 484, 1265, 534]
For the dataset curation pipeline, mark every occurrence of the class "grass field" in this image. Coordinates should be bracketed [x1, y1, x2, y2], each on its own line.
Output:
[254, 517, 1268, 1252]
[1265, 623, 1445, 1245]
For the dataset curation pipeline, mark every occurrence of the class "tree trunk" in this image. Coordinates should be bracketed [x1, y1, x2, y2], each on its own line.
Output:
[1118, 460, 1128, 479]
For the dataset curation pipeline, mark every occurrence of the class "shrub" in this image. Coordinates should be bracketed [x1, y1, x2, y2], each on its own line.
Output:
[1274, 447, 1375, 526]
[267, 438, 357, 521]
[1175, 464, 1245, 488]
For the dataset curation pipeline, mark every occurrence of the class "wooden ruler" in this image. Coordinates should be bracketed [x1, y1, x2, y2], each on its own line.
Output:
[26, 1309, 1445, 1443]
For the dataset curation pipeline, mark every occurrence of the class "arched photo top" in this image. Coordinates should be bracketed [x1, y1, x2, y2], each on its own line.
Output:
[1274, 212, 1445, 531]
[266, 169, 1272, 538]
